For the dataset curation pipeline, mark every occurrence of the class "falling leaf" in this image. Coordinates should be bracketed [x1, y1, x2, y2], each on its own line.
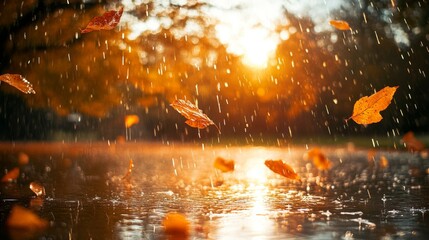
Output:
[1, 167, 20, 182]
[29, 182, 46, 197]
[162, 212, 190, 237]
[329, 20, 351, 30]
[379, 155, 389, 169]
[122, 159, 134, 179]
[81, 7, 124, 33]
[18, 152, 30, 165]
[214, 157, 235, 172]
[0, 74, 35, 94]
[170, 99, 220, 133]
[402, 131, 425, 152]
[125, 115, 139, 128]
[347, 86, 398, 125]
[6, 205, 48, 231]
[307, 148, 331, 170]
[264, 160, 301, 182]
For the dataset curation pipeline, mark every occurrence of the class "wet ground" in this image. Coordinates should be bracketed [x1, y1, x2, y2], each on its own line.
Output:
[1, 142, 429, 239]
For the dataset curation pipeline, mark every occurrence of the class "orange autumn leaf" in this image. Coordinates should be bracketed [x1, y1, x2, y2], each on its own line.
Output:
[329, 20, 351, 30]
[1, 167, 20, 182]
[214, 157, 235, 172]
[6, 205, 48, 231]
[170, 99, 220, 133]
[81, 7, 124, 33]
[379, 155, 389, 169]
[347, 86, 398, 125]
[125, 115, 139, 128]
[122, 159, 134, 179]
[264, 160, 301, 181]
[29, 182, 46, 197]
[307, 148, 331, 170]
[162, 212, 190, 236]
[0, 74, 35, 94]
[402, 131, 425, 152]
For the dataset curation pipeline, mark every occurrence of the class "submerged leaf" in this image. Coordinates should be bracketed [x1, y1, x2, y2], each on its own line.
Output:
[81, 7, 124, 33]
[347, 86, 398, 125]
[170, 99, 220, 133]
[162, 212, 190, 236]
[125, 115, 139, 128]
[307, 148, 331, 170]
[214, 157, 235, 172]
[1, 167, 20, 182]
[329, 20, 351, 30]
[264, 160, 301, 181]
[402, 131, 425, 152]
[0, 74, 35, 94]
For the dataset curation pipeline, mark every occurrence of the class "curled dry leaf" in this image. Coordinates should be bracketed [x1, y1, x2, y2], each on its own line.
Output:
[122, 159, 134, 179]
[162, 212, 190, 236]
[347, 86, 398, 125]
[1, 167, 20, 182]
[81, 7, 124, 33]
[6, 205, 48, 231]
[125, 115, 139, 128]
[307, 148, 331, 170]
[264, 160, 301, 182]
[402, 131, 425, 152]
[29, 182, 46, 197]
[214, 157, 235, 172]
[170, 99, 220, 133]
[329, 20, 351, 30]
[0, 74, 35, 94]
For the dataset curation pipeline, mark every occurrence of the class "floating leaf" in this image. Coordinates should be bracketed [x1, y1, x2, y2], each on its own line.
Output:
[122, 159, 134, 179]
[6, 205, 48, 231]
[264, 160, 301, 181]
[0, 74, 35, 94]
[81, 7, 124, 33]
[329, 20, 351, 30]
[1, 167, 20, 182]
[125, 115, 139, 128]
[402, 131, 425, 152]
[170, 99, 220, 133]
[214, 157, 235, 172]
[29, 182, 46, 197]
[162, 212, 190, 236]
[307, 148, 331, 170]
[347, 86, 398, 125]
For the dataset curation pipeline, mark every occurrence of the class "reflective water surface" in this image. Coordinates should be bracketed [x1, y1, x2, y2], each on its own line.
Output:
[1, 142, 429, 239]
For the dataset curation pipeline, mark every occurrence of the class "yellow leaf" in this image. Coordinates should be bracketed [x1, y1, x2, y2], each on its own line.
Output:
[347, 86, 398, 125]
[307, 148, 331, 170]
[125, 115, 139, 128]
[162, 212, 190, 236]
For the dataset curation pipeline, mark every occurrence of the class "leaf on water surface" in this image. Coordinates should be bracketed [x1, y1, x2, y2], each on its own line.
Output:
[125, 115, 139, 128]
[329, 20, 351, 30]
[0, 74, 35, 94]
[6, 205, 48, 231]
[81, 7, 124, 33]
[29, 182, 46, 197]
[1, 167, 20, 182]
[162, 212, 190, 236]
[402, 131, 425, 152]
[347, 86, 398, 125]
[122, 159, 134, 179]
[214, 157, 235, 173]
[307, 148, 331, 170]
[264, 160, 301, 182]
[170, 99, 220, 133]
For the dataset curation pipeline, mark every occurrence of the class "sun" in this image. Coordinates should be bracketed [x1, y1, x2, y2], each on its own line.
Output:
[217, 26, 278, 69]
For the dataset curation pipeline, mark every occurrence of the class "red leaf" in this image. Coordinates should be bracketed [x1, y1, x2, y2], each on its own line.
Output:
[81, 7, 124, 33]
[264, 160, 301, 182]
[0, 74, 35, 94]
